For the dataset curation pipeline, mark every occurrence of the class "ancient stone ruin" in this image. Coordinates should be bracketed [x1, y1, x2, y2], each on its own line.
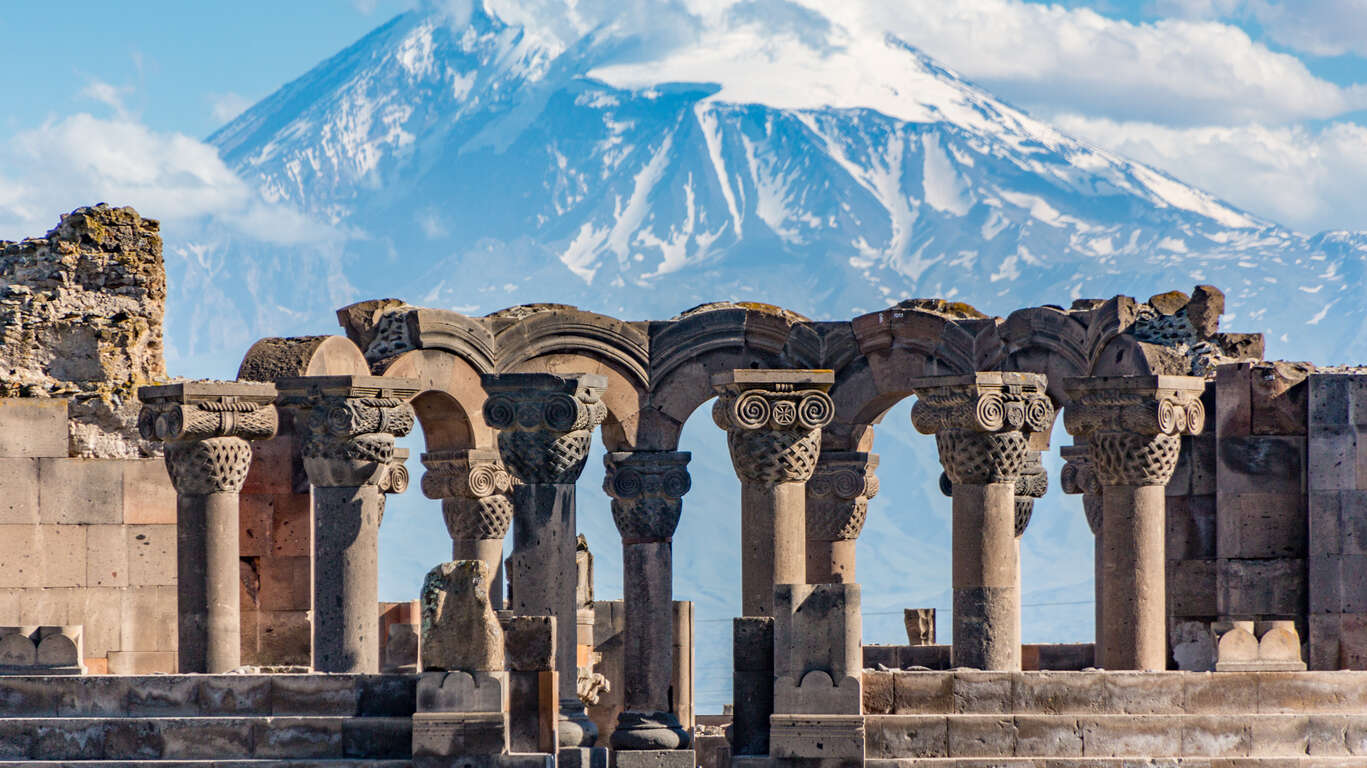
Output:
[3, 204, 1367, 767]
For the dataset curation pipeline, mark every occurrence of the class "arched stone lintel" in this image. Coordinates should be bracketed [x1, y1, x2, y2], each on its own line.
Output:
[378, 348, 485, 452]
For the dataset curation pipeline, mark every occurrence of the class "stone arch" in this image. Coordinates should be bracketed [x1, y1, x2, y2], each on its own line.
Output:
[643, 303, 813, 450]
[985, 305, 1090, 413]
[378, 348, 487, 453]
[486, 305, 650, 453]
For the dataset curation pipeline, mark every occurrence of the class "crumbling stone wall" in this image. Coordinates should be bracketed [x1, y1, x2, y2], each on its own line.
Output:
[0, 204, 167, 457]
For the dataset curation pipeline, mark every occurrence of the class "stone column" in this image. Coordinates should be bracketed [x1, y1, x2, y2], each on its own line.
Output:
[711, 370, 835, 617]
[805, 452, 879, 584]
[421, 449, 514, 609]
[1060, 443, 1105, 662]
[911, 372, 1054, 671]
[138, 382, 279, 673]
[603, 450, 692, 751]
[481, 372, 608, 749]
[278, 375, 418, 673]
[1064, 375, 1206, 671]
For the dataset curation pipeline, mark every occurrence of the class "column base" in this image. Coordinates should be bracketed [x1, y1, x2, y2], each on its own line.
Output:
[610, 710, 691, 750]
[557, 746, 608, 768]
[611, 748, 696, 768]
[559, 698, 600, 747]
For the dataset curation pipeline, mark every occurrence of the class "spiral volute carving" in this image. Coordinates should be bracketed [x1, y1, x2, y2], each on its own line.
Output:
[138, 383, 281, 495]
[603, 451, 691, 541]
[1063, 377, 1205, 489]
[713, 383, 834, 486]
[806, 452, 879, 541]
[480, 374, 608, 486]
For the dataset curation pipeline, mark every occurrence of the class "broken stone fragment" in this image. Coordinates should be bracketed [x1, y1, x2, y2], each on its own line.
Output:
[421, 560, 503, 672]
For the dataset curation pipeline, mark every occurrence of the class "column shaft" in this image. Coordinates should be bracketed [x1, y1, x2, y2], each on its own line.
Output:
[313, 484, 382, 673]
[508, 483, 581, 727]
[177, 492, 242, 673]
[1100, 484, 1167, 670]
[623, 541, 673, 712]
[951, 482, 1020, 670]
[806, 540, 856, 584]
[741, 481, 805, 616]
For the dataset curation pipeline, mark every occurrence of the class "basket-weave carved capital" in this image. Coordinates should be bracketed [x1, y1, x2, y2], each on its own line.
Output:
[277, 376, 420, 488]
[711, 369, 835, 485]
[138, 381, 280, 495]
[423, 449, 514, 540]
[1063, 376, 1206, 488]
[806, 452, 879, 541]
[911, 373, 1053, 485]
[1013, 450, 1048, 538]
[603, 451, 691, 542]
[481, 373, 608, 485]
[1059, 444, 1103, 534]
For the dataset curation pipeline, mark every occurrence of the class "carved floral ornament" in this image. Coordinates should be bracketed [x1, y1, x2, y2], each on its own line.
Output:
[806, 452, 879, 541]
[910, 373, 1055, 485]
[276, 376, 419, 488]
[421, 449, 515, 540]
[137, 382, 279, 495]
[603, 451, 692, 542]
[1062, 375, 1207, 488]
[711, 370, 836, 486]
[480, 373, 608, 485]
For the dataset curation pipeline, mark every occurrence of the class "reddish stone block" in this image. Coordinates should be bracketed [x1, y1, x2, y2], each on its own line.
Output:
[271, 493, 311, 558]
[258, 556, 310, 612]
[242, 434, 298, 495]
[1216, 363, 1253, 438]
[238, 494, 274, 557]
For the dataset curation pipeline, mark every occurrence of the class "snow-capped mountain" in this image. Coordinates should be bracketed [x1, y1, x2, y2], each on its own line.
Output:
[170, 2, 1366, 712]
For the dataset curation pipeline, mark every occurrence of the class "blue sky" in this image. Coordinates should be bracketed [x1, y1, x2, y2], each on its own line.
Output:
[2, 0, 1366, 234]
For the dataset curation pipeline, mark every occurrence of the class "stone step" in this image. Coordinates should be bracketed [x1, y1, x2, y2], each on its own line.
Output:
[0, 716, 411, 762]
[0, 674, 417, 718]
[0, 762, 412, 767]
[869, 754, 1367, 759]
[864, 670, 1367, 717]
[867, 713, 1367, 760]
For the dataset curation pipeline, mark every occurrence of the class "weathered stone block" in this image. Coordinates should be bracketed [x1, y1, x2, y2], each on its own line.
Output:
[1251, 361, 1312, 435]
[199, 675, 272, 715]
[126, 523, 176, 586]
[863, 670, 894, 714]
[38, 458, 123, 524]
[102, 718, 164, 760]
[1308, 713, 1351, 755]
[412, 710, 508, 758]
[272, 674, 358, 715]
[1080, 714, 1182, 757]
[1216, 492, 1307, 559]
[1014, 714, 1083, 756]
[127, 675, 201, 715]
[1168, 494, 1217, 560]
[38, 524, 86, 588]
[610, 749, 696, 768]
[271, 492, 312, 556]
[242, 433, 300, 495]
[1183, 713, 1251, 756]
[0, 399, 68, 458]
[58, 675, 128, 715]
[1258, 672, 1367, 713]
[1219, 558, 1307, 617]
[258, 555, 310, 611]
[253, 715, 343, 758]
[161, 717, 255, 759]
[32, 720, 107, 760]
[946, 714, 1014, 757]
[952, 672, 1013, 714]
[254, 609, 311, 666]
[343, 715, 412, 758]
[1311, 375, 1354, 427]
[238, 493, 274, 557]
[0, 526, 41, 588]
[1012, 672, 1104, 715]
[17, 586, 80, 626]
[120, 585, 176, 652]
[75, 586, 121, 656]
[1184, 672, 1258, 713]
[122, 458, 176, 524]
[0, 676, 60, 714]
[0, 631, 36, 665]
[1168, 559, 1218, 617]
[1309, 425, 1359, 492]
[85, 524, 128, 587]
[505, 615, 556, 672]
[891, 671, 953, 716]
[1104, 672, 1185, 714]
[422, 560, 503, 672]
[1218, 436, 1306, 495]
[770, 714, 864, 760]
[0, 459, 39, 524]
[358, 674, 418, 717]
[1217, 363, 1253, 438]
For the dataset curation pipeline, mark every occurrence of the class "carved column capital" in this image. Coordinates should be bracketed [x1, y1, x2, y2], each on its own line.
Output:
[806, 451, 879, 542]
[1013, 451, 1048, 537]
[138, 382, 280, 495]
[277, 376, 419, 488]
[422, 448, 515, 540]
[1059, 443, 1103, 534]
[711, 369, 835, 485]
[911, 372, 1054, 485]
[481, 373, 608, 485]
[1063, 376, 1206, 487]
[603, 451, 691, 542]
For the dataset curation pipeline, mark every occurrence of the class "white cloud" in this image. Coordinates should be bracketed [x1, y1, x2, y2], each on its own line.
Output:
[0, 113, 332, 245]
[1250, 0, 1367, 58]
[79, 80, 133, 119]
[1055, 114, 1367, 233]
[209, 92, 252, 124]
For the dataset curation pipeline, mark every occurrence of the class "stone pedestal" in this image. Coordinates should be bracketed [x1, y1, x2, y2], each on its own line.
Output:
[771, 583, 864, 761]
[805, 452, 879, 584]
[1064, 375, 1206, 671]
[603, 451, 692, 752]
[422, 448, 515, 609]
[611, 750, 697, 768]
[482, 372, 608, 749]
[712, 369, 835, 617]
[731, 617, 774, 757]
[506, 616, 559, 754]
[911, 372, 1055, 672]
[278, 375, 418, 673]
[138, 381, 279, 673]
